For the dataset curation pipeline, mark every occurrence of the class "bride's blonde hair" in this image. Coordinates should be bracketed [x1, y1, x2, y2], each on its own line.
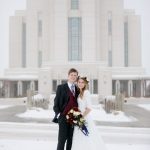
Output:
[77, 76, 89, 99]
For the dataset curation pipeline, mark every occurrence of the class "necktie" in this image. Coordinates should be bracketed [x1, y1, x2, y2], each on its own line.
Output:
[71, 84, 75, 96]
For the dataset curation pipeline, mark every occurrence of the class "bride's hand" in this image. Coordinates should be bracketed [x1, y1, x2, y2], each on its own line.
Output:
[83, 107, 91, 117]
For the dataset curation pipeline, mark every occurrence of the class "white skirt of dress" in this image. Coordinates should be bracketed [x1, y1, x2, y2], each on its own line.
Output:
[71, 114, 107, 150]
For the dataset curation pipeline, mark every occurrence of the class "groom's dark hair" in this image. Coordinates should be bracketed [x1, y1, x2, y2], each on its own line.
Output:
[68, 68, 78, 75]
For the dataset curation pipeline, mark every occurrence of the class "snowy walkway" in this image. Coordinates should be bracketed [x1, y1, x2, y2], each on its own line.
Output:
[0, 122, 150, 150]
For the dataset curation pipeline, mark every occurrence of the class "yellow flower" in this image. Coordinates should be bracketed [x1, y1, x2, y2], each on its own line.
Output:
[80, 118, 84, 122]
[79, 122, 83, 126]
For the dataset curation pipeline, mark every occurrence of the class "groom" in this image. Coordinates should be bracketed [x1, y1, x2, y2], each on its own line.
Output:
[52, 68, 79, 150]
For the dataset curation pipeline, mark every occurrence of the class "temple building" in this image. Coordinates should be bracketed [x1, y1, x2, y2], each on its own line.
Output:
[0, 0, 150, 98]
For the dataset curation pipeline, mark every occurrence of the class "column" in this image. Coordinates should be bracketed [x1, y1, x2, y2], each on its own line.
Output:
[90, 79, 94, 94]
[128, 80, 133, 97]
[57, 74, 61, 85]
[0, 81, 3, 97]
[17, 81, 23, 96]
[98, 69, 112, 97]
[39, 67, 52, 98]
[116, 80, 120, 94]
[89, 74, 93, 94]
[30, 81, 35, 91]
[141, 80, 146, 97]
[5, 81, 10, 98]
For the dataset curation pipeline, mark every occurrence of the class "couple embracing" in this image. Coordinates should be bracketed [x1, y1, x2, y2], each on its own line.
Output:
[52, 68, 107, 150]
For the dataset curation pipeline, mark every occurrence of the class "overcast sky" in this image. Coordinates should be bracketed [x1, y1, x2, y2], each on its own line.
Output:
[0, 0, 150, 74]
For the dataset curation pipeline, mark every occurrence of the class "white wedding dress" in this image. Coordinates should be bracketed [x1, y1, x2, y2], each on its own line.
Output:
[71, 90, 107, 150]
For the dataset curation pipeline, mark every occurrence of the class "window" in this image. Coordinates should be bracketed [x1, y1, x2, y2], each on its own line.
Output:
[108, 12, 112, 35]
[38, 51, 42, 67]
[68, 17, 82, 61]
[124, 22, 128, 67]
[108, 51, 112, 67]
[108, 12, 112, 67]
[71, 0, 79, 10]
[22, 22, 26, 67]
[38, 20, 42, 37]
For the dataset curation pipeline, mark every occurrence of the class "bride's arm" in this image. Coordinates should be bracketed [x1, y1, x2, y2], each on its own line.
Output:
[82, 90, 92, 117]
[83, 107, 91, 117]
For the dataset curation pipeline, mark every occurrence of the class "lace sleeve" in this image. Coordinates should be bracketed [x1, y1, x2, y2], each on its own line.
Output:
[85, 90, 92, 109]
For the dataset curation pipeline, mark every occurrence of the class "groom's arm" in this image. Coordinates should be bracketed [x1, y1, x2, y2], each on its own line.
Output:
[52, 85, 61, 123]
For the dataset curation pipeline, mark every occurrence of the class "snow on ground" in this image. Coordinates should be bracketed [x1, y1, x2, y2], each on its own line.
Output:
[106, 144, 150, 150]
[0, 98, 150, 150]
[1, 122, 150, 144]
[16, 104, 137, 122]
[17, 107, 51, 119]
[0, 122, 150, 150]
[0, 105, 13, 109]
[0, 140, 56, 150]
[0, 139, 149, 150]
[91, 105, 137, 122]
[137, 104, 150, 111]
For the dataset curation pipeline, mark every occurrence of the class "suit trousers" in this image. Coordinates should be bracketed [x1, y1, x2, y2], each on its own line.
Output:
[57, 115, 74, 150]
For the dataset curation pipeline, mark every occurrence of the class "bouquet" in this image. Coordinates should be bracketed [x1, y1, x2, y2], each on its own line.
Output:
[66, 107, 89, 136]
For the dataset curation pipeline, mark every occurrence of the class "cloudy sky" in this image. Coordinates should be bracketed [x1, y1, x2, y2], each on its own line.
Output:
[0, 0, 150, 74]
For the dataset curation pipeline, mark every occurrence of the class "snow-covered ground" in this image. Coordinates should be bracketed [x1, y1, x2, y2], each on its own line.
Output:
[0, 139, 149, 150]
[0, 122, 150, 150]
[0, 105, 13, 109]
[138, 104, 150, 111]
[91, 105, 137, 122]
[16, 104, 137, 122]
[0, 98, 150, 150]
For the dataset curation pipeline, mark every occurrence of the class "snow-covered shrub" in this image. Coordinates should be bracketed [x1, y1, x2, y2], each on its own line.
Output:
[27, 92, 49, 109]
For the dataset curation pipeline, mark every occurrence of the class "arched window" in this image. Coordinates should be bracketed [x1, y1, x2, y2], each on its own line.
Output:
[68, 17, 82, 61]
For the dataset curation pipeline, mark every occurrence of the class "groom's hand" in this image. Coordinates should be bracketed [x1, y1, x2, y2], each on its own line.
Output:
[52, 117, 58, 123]
[52, 114, 59, 123]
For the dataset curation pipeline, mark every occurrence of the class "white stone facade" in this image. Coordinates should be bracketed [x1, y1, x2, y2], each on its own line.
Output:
[0, 0, 150, 98]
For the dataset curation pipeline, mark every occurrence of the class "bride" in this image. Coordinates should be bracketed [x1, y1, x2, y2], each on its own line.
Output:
[71, 76, 107, 150]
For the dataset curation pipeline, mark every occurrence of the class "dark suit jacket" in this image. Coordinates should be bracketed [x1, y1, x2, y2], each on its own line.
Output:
[53, 83, 79, 119]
